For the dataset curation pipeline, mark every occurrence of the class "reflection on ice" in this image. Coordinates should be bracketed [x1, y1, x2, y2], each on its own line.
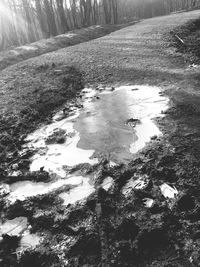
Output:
[0, 217, 41, 252]
[11, 84, 168, 205]
[24, 85, 168, 176]
[59, 177, 95, 206]
[0, 217, 28, 237]
[8, 176, 86, 202]
[75, 85, 168, 163]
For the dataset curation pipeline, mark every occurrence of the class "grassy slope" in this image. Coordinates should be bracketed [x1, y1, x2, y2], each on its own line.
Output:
[0, 23, 137, 71]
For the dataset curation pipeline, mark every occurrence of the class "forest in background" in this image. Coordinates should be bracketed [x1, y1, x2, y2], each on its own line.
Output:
[0, 0, 200, 51]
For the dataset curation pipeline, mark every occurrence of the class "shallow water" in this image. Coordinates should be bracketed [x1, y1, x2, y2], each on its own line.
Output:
[26, 111, 97, 177]
[59, 177, 95, 206]
[18, 230, 40, 251]
[75, 86, 168, 161]
[6, 85, 168, 206]
[25, 85, 168, 175]
[0, 217, 28, 237]
[0, 217, 40, 251]
[8, 176, 89, 202]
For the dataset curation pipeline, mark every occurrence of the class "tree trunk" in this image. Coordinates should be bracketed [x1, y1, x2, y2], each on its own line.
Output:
[69, 0, 78, 28]
[22, 0, 36, 42]
[56, 0, 69, 33]
[112, 0, 118, 24]
[103, 0, 112, 24]
[35, 0, 48, 37]
[44, 0, 58, 36]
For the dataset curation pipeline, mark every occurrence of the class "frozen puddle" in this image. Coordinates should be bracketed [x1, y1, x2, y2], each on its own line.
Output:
[59, 177, 95, 206]
[0, 217, 40, 251]
[26, 85, 168, 174]
[0, 217, 28, 237]
[9, 85, 168, 205]
[18, 230, 40, 251]
[26, 111, 98, 177]
[75, 85, 168, 161]
[8, 176, 90, 202]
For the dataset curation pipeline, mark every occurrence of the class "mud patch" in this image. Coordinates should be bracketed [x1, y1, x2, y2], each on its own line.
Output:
[24, 85, 168, 177]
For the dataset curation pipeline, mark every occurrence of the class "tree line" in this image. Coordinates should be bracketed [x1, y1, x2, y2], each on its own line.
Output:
[0, 0, 200, 50]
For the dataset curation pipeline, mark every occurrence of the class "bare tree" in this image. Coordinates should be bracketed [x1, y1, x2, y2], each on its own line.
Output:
[35, 0, 48, 37]
[44, 0, 58, 36]
[1, 0, 200, 51]
[56, 0, 69, 32]
[102, 0, 112, 24]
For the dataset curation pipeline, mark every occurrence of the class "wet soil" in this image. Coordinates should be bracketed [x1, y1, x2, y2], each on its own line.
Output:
[1, 10, 200, 267]
[0, 65, 83, 180]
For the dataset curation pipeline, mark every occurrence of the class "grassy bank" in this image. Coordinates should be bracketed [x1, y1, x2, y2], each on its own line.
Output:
[0, 23, 137, 71]
[169, 18, 200, 64]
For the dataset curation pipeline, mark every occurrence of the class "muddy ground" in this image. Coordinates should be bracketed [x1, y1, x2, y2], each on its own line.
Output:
[1, 10, 200, 267]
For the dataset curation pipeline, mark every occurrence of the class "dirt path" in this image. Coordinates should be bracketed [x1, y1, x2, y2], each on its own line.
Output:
[0, 24, 136, 71]
[1, 10, 200, 267]
[1, 10, 200, 112]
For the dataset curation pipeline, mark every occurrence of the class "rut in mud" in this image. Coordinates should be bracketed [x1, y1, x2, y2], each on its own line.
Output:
[3, 85, 168, 203]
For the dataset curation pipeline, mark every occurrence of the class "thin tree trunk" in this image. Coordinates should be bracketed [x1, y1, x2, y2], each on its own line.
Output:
[22, 0, 36, 42]
[35, 0, 48, 37]
[44, 0, 58, 36]
[56, 0, 69, 33]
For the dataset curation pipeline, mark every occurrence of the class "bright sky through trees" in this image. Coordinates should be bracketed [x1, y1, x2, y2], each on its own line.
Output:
[0, 0, 199, 50]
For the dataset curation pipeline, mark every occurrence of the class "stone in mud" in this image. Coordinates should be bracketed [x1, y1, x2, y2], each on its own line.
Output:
[143, 198, 155, 208]
[160, 183, 178, 199]
[45, 128, 67, 145]
[0, 184, 10, 197]
[126, 118, 141, 127]
[122, 175, 150, 196]
[101, 176, 114, 191]
[62, 106, 69, 114]
[54, 69, 63, 75]
[151, 135, 158, 140]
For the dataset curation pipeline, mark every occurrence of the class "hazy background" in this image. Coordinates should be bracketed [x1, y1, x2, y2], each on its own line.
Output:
[0, 0, 199, 50]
